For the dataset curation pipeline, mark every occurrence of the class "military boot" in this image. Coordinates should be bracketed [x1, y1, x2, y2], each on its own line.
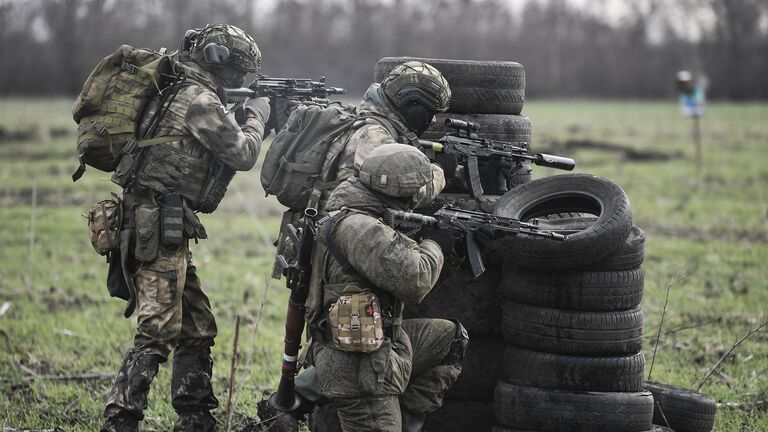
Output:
[171, 345, 219, 432]
[102, 348, 163, 432]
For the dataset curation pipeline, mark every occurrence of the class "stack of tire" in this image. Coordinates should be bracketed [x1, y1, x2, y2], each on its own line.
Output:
[492, 173, 656, 432]
[375, 57, 531, 431]
[374, 56, 533, 194]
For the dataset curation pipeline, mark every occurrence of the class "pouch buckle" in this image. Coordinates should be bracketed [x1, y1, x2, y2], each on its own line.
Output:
[350, 313, 360, 331]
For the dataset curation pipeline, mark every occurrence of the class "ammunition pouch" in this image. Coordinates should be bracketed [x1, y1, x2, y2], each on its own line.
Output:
[160, 192, 184, 246]
[327, 284, 385, 353]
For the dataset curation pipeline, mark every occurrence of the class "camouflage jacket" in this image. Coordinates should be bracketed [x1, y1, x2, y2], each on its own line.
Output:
[128, 58, 265, 232]
[329, 83, 445, 205]
[308, 177, 444, 397]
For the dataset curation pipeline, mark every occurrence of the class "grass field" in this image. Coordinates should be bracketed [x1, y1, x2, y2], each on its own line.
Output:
[0, 98, 767, 431]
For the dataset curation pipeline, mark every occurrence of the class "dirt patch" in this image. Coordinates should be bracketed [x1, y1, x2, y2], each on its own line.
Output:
[540, 138, 685, 162]
[0, 125, 43, 144]
[49, 127, 72, 139]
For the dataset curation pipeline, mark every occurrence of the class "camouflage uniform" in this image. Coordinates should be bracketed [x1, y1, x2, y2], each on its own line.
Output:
[330, 82, 445, 206]
[305, 145, 467, 432]
[102, 25, 266, 432]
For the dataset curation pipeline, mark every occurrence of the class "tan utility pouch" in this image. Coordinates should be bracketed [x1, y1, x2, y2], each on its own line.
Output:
[87, 196, 122, 256]
[328, 285, 385, 353]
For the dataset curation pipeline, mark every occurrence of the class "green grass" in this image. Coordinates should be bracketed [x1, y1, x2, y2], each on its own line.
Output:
[1, 98, 767, 431]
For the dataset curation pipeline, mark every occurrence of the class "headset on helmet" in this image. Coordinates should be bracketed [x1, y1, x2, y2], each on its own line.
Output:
[183, 24, 261, 73]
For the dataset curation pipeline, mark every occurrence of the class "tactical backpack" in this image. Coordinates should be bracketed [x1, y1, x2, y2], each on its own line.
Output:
[260, 103, 402, 211]
[71, 45, 179, 181]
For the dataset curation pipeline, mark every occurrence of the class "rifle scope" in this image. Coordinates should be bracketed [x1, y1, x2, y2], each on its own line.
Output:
[445, 118, 480, 133]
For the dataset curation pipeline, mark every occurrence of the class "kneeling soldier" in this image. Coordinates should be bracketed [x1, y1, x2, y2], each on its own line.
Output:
[306, 143, 468, 432]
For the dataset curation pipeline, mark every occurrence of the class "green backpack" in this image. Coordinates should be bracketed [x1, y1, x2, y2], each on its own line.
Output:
[71, 45, 177, 181]
[260, 103, 399, 211]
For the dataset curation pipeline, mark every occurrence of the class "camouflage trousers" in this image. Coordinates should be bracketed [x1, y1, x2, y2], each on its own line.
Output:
[328, 319, 463, 432]
[133, 243, 218, 355]
[104, 243, 218, 429]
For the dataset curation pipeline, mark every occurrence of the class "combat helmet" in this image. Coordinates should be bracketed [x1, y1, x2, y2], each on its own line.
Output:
[358, 144, 433, 198]
[381, 61, 451, 113]
[185, 24, 261, 73]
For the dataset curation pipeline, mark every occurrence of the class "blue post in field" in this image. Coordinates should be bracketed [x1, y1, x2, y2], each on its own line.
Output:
[676, 70, 707, 166]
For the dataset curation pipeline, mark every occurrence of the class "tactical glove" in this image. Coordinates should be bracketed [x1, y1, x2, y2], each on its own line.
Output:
[244, 96, 271, 124]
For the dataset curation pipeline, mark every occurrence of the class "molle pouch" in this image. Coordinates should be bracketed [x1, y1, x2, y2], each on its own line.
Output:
[328, 285, 385, 353]
[87, 197, 122, 256]
[134, 204, 160, 262]
[161, 192, 184, 246]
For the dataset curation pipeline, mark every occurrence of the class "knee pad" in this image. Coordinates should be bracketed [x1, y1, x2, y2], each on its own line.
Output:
[440, 319, 469, 366]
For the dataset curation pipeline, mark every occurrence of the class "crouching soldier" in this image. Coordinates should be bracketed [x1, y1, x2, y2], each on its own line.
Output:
[101, 24, 269, 432]
[306, 144, 468, 432]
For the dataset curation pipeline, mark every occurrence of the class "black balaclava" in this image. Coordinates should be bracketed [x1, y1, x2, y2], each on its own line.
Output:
[399, 101, 436, 137]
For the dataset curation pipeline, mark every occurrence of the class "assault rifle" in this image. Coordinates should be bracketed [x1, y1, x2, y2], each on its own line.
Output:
[384, 206, 567, 278]
[222, 74, 346, 106]
[222, 74, 346, 132]
[414, 118, 576, 197]
[268, 207, 318, 412]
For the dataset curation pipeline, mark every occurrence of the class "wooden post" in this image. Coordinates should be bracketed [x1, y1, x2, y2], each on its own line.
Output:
[225, 316, 241, 432]
[692, 114, 702, 169]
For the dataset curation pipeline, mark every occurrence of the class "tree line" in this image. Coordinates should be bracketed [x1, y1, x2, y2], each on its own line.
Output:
[1, 0, 766, 99]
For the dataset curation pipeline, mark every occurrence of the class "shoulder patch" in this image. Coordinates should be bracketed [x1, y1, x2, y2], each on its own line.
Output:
[216, 105, 230, 118]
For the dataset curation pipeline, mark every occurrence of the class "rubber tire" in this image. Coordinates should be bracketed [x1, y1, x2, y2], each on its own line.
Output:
[535, 217, 645, 272]
[493, 174, 633, 271]
[374, 56, 525, 114]
[426, 399, 495, 432]
[422, 113, 531, 146]
[500, 266, 645, 311]
[404, 262, 502, 336]
[644, 382, 716, 432]
[503, 344, 645, 392]
[492, 428, 672, 432]
[494, 381, 654, 432]
[447, 338, 503, 400]
[493, 427, 674, 432]
[501, 301, 644, 356]
[587, 225, 646, 271]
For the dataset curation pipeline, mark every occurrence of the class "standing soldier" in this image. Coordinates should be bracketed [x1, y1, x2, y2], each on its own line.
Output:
[306, 144, 468, 431]
[101, 25, 270, 432]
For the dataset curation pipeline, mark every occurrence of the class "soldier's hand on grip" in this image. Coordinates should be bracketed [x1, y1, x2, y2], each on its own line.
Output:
[244, 96, 271, 124]
[420, 226, 454, 254]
